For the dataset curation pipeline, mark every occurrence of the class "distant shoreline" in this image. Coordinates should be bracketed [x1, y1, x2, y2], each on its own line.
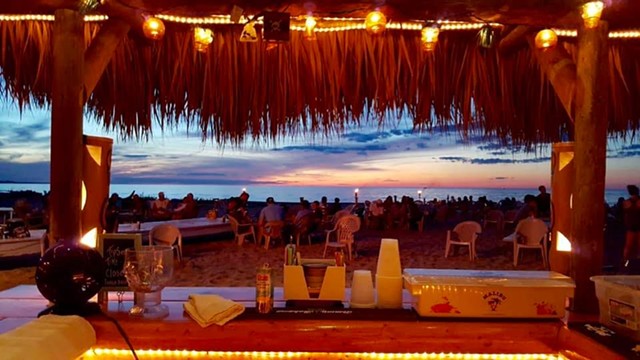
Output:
[0, 183, 632, 205]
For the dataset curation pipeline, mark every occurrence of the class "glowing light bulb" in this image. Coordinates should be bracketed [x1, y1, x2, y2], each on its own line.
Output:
[581, 1, 604, 29]
[304, 15, 317, 40]
[142, 16, 165, 40]
[421, 26, 440, 51]
[365, 10, 387, 34]
[534, 29, 558, 49]
[193, 27, 213, 52]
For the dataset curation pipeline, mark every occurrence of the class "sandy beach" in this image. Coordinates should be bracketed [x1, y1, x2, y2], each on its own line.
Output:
[0, 222, 557, 292]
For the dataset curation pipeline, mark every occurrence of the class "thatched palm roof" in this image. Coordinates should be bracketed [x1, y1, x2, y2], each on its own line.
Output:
[1, 0, 640, 145]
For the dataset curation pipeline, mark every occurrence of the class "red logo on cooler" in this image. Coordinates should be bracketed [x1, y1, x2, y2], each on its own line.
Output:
[430, 297, 460, 314]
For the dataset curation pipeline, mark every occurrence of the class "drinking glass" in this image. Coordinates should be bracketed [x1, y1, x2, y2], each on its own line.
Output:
[124, 245, 174, 318]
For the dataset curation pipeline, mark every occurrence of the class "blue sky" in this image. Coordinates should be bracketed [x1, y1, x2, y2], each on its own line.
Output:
[0, 103, 638, 189]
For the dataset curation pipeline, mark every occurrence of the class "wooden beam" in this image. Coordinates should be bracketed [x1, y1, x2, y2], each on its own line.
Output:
[529, 37, 577, 121]
[570, 21, 609, 313]
[84, 18, 130, 98]
[498, 25, 531, 54]
[50, 9, 84, 243]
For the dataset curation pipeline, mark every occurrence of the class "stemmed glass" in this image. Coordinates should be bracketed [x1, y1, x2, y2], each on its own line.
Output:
[124, 245, 174, 318]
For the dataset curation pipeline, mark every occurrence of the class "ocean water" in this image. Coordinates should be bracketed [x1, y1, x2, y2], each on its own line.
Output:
[0, 183, 631, 205]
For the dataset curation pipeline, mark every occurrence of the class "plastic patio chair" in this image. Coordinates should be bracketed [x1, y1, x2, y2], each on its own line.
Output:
[444, 221, 482, 261]
[228, 216, 256, 246]
[513, 217, 549, 267]
[323, 215, 361, 260]
[149, 223, 183, 262]
[483, 209, 505, 235]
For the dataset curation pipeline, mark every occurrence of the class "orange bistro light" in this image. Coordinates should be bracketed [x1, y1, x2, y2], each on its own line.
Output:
[421, 25, 440, 51]
[534, 29, 558, 49]
[193, 27, 214, 52]
[581, 1, 604, 29]
[142, 16, 166, 40]
[304, 15, 317, 40]
[365, 10, 387, 34]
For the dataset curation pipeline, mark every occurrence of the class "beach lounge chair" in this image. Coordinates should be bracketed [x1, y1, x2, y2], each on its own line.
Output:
[228, 216, 256, 246]
[323, 215, 361, 261]
[149, 223, 183, 262]
[513, 217, 549, 268]
[444, 221, 482, 261]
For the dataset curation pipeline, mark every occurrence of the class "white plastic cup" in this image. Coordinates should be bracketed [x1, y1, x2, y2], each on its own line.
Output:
[376, 238, 402, 277]
[376, 274, 403, 309]
[350, 270, 375, 308]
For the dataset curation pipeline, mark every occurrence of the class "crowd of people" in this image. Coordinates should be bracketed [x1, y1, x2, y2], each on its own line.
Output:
[103, 191, 199, 232]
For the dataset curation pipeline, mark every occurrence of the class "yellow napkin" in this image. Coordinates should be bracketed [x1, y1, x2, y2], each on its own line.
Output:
[184, 294, 245, 327]
[0, 315, 96, 360]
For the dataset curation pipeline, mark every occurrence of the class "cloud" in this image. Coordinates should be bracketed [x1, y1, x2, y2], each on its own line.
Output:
[492, 176, 511, 180]
[121, 154, 150, 159]
[622, 144, 640, 151]
[438, 156, 550, 165]
[489, 150, 508, 156]
[343, 132, 391, 143]
[439, 156, 467, 162]
[272, 145, 347, 154]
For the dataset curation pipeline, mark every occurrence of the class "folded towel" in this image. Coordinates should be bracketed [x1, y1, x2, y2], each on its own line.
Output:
[184, 294, 245, 327]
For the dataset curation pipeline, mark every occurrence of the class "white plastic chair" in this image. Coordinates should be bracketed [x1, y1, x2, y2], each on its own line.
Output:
[503, 209, 518, 229]
[483, 209, 504, 234]
[228, 216, 256, 246]
[149, 223, 183, 262]
[513, 217, 549, 267]
[444, 221, 482, 261]
[260, 220, 285, 250]
[323, 215, 361, 260]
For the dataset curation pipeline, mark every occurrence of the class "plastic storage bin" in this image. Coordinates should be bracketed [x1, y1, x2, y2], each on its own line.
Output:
[404, 269, 575, 318]
[591, 275, 640, 340]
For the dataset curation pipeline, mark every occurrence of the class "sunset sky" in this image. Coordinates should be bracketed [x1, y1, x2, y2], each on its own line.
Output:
[1, 103, 639, 189]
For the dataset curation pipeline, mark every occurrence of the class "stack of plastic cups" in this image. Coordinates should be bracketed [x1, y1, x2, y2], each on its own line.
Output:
[349, 270, 376, 308]
[375, 238, 403, 308]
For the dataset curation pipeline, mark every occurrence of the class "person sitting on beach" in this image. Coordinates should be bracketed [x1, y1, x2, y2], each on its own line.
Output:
[239, 191, 250, 208]
[536, 185, 551, 219]
[328, 197, 342, 215]
[258, 197, 284, 224]
[173, 193, 198, 219]
[514, 194, 538, 225]
[258, 197, 286, 243]
[227, 197, 252, 224]
[131, 194, 147, 222]
[623, 185, 640, 263]
[151, 192, 172, 221]
[368, 199, 385, 230]
[103, 193, 121, 232]
[294, 200, 313, 224]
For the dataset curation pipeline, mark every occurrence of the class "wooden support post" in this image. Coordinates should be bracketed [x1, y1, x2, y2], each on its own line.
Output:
[50, 9, 84, 243]
[529, 38, 577, 121]
[571, 21, 609, 313]
[84, 19, 130, 98]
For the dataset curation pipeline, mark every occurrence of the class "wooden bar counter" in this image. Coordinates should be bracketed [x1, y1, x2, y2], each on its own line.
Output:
[0, 286, 624, 359]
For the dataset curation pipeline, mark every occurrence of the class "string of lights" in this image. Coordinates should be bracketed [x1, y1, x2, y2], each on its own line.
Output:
[0, 1, 638, 43]
[83, 348, 566, 359]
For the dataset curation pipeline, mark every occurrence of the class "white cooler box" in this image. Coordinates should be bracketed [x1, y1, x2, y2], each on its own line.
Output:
[591, 275, 640, 340]
[403, 269, 575, 318]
